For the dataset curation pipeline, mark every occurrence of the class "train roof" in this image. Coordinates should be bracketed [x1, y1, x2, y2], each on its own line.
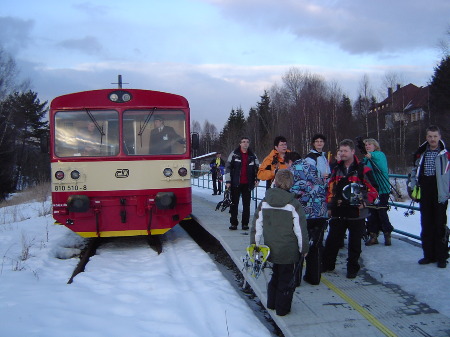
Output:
[50, 89, 189, 110]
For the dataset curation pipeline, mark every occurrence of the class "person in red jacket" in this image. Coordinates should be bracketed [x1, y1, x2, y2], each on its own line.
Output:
[225, 137, 260, 230]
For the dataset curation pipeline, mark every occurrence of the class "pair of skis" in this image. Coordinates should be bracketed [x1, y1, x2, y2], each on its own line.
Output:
[242, 244, 270, 279]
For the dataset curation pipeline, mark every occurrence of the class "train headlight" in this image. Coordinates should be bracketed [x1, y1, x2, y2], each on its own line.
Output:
[70, 170, 80, 180]
[108, 90, 132, 103]
[55, 170, 65, 180]
[155, 192, 176, 210]
[163, 168, 173, 177]
[178, 167, 188, 177]
[67, 195, 90, 213]
[109, 93, 119, 102]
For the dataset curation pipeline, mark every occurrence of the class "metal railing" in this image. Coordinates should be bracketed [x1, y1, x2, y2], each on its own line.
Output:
[191, 170, 421, 240]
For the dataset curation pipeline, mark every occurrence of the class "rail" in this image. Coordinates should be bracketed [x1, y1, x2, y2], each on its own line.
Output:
[191, 170, 420, 241]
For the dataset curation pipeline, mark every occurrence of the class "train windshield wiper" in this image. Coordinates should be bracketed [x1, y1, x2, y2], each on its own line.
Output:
[137, 107, 157, 147]
[85, 109, 106, 144]
[138, 107, 157, 136]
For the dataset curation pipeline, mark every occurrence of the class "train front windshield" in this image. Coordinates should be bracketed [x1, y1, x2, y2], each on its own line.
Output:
[123, 110, 186, 155]
[54, 109, 186, 157]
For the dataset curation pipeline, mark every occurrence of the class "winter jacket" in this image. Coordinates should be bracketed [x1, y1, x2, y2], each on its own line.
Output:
[362, 151, 390, 195]
[290, 159, 328, 219]
[257, 149, 290, 183]
[305, 150, 331, 177]
[224, 147, 259, 189]
[327, 156, 378, 220]
[410, 140, 450, 203]
[210, 158, 225, 176]
[250, 187, 309, 264]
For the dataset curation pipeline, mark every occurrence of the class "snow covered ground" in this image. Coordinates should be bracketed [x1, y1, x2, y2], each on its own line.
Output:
[0, 185, 448, 337]
[0, 197, 272, 337]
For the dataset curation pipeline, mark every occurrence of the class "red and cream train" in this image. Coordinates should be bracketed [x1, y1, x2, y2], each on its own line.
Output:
[49, 88, 198, 238]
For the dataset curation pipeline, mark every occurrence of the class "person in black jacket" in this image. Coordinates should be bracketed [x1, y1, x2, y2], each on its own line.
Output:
[225, 137, 260, 230]
[322, 139, 378, 279]
[149, 116, 184, 154]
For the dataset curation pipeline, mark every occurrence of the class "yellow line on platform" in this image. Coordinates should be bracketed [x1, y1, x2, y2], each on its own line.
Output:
[321, 276, 398, 337]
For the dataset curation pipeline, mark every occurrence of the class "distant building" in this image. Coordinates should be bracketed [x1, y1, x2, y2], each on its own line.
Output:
[369, 83, 429, 130]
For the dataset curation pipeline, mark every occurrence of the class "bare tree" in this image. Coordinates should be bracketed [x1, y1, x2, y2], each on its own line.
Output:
[437, 24, 450, 58]
[354, 74, 374, 137]
[191, 120, 202, 135]
[0, 48, 29, 100]
[201, 120, 219, 154]
[381, 71, 405, 93]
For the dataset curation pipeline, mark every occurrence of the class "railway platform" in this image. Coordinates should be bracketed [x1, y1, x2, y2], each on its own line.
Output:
[191, 193, 450, 337]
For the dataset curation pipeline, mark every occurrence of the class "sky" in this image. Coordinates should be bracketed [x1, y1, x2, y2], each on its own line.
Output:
[0, 185, 449, 337]
[1, 0, 449, 129]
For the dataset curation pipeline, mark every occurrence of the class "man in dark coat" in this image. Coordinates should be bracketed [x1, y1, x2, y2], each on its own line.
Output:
[225, 137, 260, 230]
[149, 116, 184, 154]
[322, 139, 378, 279]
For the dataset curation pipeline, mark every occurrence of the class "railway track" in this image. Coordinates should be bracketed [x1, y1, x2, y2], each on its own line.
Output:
[61, 224, 274, 337]
[67, 234, 162, 284]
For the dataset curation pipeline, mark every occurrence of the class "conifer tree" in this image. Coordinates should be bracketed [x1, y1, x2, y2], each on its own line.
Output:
[0, 90, 48, 196]
[429, 56, 450, 140]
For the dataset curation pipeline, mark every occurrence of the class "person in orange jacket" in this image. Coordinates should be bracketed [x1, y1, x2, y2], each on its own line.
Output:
[257, 136, 290, 189]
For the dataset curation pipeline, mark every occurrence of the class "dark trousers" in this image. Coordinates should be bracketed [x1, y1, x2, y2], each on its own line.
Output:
[323, 218, 365, 274]
[212, 173, 222, 194]
[267, 263, 297, 316]
[419, 176, 448, 262]
[230, 184, 251, 226]
[297, 218, 326, 285]
[366, 193, 394, 234]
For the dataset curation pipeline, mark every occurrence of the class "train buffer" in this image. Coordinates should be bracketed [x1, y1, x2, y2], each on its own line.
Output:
[191, 193, 450, 337]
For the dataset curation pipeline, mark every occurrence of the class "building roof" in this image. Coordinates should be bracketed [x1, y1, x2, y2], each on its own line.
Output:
[371, 83, 429, 114]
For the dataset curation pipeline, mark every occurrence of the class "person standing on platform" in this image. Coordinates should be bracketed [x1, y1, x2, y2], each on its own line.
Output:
[289, 155, 328, 285]
[362, 138, 394, 246]
[284, 152, 301, 169]
[225, 137, 260, 230]
[305, 133, 331, 179]
[322, 139, 378, 279]
[258, 136, 290, 189]
[250, 169, 308, 316]
[210, 152, 225, 195]
[409, 125, 449, 268]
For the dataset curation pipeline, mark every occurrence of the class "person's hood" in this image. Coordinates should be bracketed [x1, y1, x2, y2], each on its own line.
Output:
[264, 187, 295, 207]
[309, 149, 325, 155]
[413, 139, 447, 164]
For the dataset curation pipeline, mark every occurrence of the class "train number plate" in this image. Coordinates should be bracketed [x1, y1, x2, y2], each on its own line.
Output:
[54, 185, 87, 192]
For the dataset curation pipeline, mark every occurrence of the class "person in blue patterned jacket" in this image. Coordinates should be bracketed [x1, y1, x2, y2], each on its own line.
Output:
[285, 152, 328, 285]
